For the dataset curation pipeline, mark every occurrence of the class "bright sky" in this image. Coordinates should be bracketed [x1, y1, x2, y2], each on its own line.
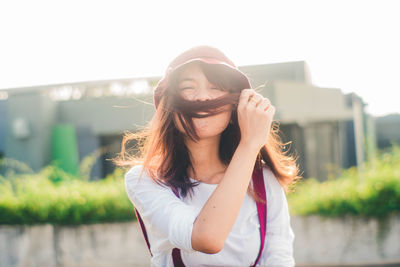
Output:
[1, 0, 399, 116]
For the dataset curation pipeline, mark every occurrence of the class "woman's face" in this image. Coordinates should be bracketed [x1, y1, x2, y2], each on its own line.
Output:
[173, 62, 232, 140]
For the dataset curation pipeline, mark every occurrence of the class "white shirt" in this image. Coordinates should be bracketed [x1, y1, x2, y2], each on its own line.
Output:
[125, 165, 295, 267]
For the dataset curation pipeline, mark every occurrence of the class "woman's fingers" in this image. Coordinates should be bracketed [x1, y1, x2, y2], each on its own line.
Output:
[248, 94, 262, 107]
[237, 88, 276, 150]
[246, 91, 271, 112]
[239, 89, 273, 112]
[238, 89, 255, 109]
[240, 89, 265, 108]
[258, 98, 271, 111]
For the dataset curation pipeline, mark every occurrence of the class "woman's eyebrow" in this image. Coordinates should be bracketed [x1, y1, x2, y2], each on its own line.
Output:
[179, 77, 196, 83]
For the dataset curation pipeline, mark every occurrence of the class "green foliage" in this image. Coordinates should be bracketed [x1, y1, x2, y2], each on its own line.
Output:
[2, 144, 399, 225]
[0, 157, 34, 176]
[0, 160, 135, 225]
[288, 145, 400, 218]
[78, 147, 108, 181]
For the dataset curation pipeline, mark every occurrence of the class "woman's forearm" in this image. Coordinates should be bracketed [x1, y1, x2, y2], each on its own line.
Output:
[191, 142, 260, 253]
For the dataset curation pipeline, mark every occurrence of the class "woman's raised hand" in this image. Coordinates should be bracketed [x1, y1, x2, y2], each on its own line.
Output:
[237, 88, 276, 152]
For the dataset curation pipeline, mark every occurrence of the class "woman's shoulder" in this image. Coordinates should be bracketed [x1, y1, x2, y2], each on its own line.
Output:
[124, 165, 170, 191]
[261, 165, 285, 195]
[124, 164, 156, 187]
[125, 164, 145, 181]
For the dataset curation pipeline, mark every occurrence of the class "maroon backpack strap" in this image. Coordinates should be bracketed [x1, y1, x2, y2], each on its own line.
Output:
[251, 167, 267, 267]
[134, 207, 153, 257]
[134, 187, 185, 266]
[135, 169, 266, 267]
[171, 168, 267, 267]
[172, 248, 186, 267]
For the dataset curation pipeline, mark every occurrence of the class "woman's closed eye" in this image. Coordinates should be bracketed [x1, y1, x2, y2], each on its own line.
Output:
[178, 84, 227, 92]
[211, 86, 227, 91]
[181, 87, 223, 91]
[180, 87, 194, 91]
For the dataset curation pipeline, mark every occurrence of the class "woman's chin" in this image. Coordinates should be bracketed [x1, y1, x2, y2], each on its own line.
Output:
[194, 124, 229, 140]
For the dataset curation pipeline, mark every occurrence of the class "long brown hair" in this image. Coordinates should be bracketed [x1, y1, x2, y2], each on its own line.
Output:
[113, 62, 301, 202]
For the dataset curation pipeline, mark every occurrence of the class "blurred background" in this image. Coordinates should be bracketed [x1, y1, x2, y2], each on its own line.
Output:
[0, 0, 399, 266]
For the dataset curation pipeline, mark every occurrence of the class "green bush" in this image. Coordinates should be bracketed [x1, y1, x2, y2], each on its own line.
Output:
[1, 145, 399, 225]
[0, 165, 135, 225]
[288, 145, 400, 218]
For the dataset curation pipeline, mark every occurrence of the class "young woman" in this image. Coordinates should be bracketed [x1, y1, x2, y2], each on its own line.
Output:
[114, 46, 301, 267]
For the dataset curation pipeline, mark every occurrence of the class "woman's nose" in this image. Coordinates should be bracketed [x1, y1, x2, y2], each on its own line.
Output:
[193, 87, 212, 101]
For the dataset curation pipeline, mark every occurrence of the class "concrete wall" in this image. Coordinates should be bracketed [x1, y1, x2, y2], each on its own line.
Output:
[292, 214, 400, 266]
[0, 222, 150, 267]
[277, 120, 357, 180]
[57, 94, 155, 136]
[56, 94, 156, 178]
[1, 214, 399, 267]
[4, 91, 57, 172]
[239, 61, 312, 85]
[270, 80, 354, 124]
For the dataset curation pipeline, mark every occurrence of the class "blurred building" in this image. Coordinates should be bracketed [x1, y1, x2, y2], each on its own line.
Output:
[374, 113, 400, 150]
[0, 61, 374, 180]
[239, 62, 373, 180]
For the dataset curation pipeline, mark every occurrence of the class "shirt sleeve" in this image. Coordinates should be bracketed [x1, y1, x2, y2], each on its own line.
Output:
[257, 167, 295, 267]
[124, 165, 199, 253]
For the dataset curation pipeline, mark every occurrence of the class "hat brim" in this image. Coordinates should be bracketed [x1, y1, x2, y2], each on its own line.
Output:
[154, 57, 251, 109]
[171, 58, 250, 87]
[158, 57, 250, 90]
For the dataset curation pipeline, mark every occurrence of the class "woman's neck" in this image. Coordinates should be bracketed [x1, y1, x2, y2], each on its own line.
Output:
[185, 136, 227, 184]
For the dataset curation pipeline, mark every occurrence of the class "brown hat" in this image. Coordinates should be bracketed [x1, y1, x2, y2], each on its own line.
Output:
[153, 45, 251, 109]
